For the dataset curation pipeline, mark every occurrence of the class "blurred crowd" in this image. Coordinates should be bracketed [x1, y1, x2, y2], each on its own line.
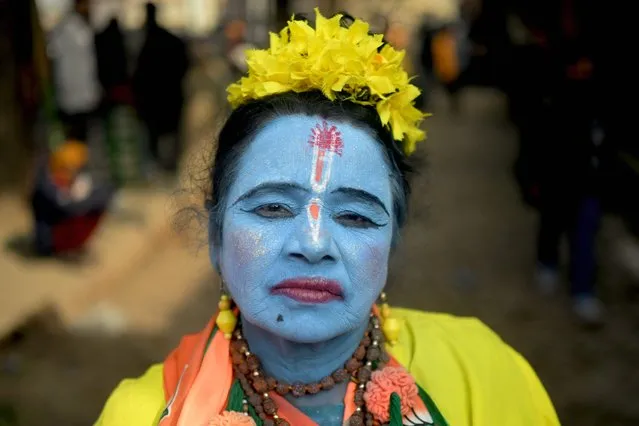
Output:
[3, 0, 192, 259]
[2, 0, 637, 334]
[387, 0, 632, 325]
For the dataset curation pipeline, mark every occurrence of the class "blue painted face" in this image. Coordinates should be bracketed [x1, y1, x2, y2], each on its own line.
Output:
[214, 114, 394, 343]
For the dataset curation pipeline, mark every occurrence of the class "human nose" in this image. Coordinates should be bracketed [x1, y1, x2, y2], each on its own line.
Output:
[285, 204, 339, 264]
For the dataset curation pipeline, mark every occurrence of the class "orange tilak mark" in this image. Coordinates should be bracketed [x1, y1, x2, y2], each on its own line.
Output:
[309, 202, 320, 220]
[314, 150, 325, 183]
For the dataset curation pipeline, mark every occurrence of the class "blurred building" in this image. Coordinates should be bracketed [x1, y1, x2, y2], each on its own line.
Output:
[223, 0, 339, 45]
[36, 0, 226, 35]
[335, 0, 461, 34]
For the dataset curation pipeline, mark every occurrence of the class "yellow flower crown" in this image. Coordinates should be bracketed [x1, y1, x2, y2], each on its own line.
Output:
[226, 8, 430, 155]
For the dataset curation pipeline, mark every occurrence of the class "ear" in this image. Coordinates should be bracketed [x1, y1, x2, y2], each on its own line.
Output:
[208, 242, 221, 274]
[208, 218, 222, 274]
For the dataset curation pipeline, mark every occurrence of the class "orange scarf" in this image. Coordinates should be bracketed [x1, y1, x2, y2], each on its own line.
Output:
[159, 314, 427, 426]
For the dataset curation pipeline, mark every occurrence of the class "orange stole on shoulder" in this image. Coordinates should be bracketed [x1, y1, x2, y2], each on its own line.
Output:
[160, 316, 234, 426]
[160, 311, 430, 426]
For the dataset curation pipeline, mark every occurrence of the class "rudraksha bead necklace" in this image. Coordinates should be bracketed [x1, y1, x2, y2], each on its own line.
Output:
[230, 313, 391, 426]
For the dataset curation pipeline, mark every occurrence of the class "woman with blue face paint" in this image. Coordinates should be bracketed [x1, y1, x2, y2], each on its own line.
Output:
[96, 10, 560, 426]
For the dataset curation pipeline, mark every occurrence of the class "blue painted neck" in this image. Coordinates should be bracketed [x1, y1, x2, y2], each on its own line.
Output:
[240, 314, 368, 385]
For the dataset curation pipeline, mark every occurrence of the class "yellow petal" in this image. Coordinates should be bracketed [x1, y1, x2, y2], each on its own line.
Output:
[376, 100, 392, 125]
[314, 8, 342, 39]
[278, 27, 290, 43]
[345, 19, 370, 44]
[403, 138, 417, 156]
[367, 76, 395, 95]
[379, 44, 405, 65]
[389, 110, 408, 141]
[356, 36, 384, 58]
[269, 32, 282, 52]
[255, 81, 289, 97]
[288, 19, 314, 45]
[330, 74, 350, 92]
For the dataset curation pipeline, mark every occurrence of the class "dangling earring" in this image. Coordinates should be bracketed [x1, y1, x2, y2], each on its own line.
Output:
[216, 283, 237, 339]
[379, 291, 400, 346]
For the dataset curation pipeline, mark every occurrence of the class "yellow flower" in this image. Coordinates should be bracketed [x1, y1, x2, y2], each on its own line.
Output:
[315, 12, 342, 39]
[344, 20, 371, 45]
[226, 8, 430, 155]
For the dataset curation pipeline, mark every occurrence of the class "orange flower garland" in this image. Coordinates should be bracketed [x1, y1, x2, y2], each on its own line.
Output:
[364, 366, 421, 422]
[207, 410, 257, 426]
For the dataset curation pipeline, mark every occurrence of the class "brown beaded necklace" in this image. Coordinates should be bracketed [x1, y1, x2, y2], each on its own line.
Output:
[230, 313, 390, 426]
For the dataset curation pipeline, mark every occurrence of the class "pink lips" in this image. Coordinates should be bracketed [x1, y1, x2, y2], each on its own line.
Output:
[271, 277, 344, 304]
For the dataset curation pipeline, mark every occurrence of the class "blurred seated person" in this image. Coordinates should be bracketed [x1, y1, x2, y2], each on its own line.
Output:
[31, 141, 115, 257]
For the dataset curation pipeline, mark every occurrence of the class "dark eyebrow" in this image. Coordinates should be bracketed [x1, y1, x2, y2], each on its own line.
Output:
[232, 182, 308, 206]
[331, 187, 390, 216]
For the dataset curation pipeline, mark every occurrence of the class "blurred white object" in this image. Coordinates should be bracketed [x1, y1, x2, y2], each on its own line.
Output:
[70, 302, 129, 336]
[48, 11, 100, 114]
[535, 264, 560, 296]
[572, 295, 605, 326]
[228, 42, 255, 73]
[69, 173, 93, 201]
[617, 237, 639, 282]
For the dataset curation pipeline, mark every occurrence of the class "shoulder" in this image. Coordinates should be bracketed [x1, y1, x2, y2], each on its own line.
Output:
[94, 364, 166, 426]
[391, 308, 560, 426]
[395, 308, 508, 354]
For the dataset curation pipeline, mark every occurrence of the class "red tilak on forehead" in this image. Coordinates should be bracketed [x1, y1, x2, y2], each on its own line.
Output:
[308, 120, 344, 155]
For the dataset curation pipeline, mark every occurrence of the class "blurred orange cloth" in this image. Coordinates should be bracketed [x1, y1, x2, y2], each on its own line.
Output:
[566, 58, 593, 80]
[432, 29, 460, 84]
[224, 20, 247, 44]
[49, 140, 88, 187]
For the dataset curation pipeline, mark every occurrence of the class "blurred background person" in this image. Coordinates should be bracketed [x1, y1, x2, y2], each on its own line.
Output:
[414, 0, 475, 111]
[95, 16, 144, 187]
[47, 0, 100, 143]
[510, 0, 605, 326]
[95, 17, 131, 113]
[132, 2, 190, 176]
[30, 140, 115, 259]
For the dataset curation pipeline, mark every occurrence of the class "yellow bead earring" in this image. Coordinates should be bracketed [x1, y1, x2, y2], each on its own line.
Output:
[379, 291, 400, 346]
[215, 283, 237, 339]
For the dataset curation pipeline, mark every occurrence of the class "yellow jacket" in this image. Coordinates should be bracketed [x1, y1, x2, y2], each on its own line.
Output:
[96, 308, 560, 425]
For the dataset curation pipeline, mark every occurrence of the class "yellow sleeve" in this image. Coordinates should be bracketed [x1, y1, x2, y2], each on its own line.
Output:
[507, 347, 561, 426]
[94, 364, 166, 426]
[390, 308, 561, 426]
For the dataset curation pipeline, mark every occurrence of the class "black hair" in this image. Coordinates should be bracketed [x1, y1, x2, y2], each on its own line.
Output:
[205, 13, 417, 247]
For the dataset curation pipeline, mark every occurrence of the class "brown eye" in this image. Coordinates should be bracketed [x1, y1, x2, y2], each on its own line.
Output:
[254, 204, 294, 218]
